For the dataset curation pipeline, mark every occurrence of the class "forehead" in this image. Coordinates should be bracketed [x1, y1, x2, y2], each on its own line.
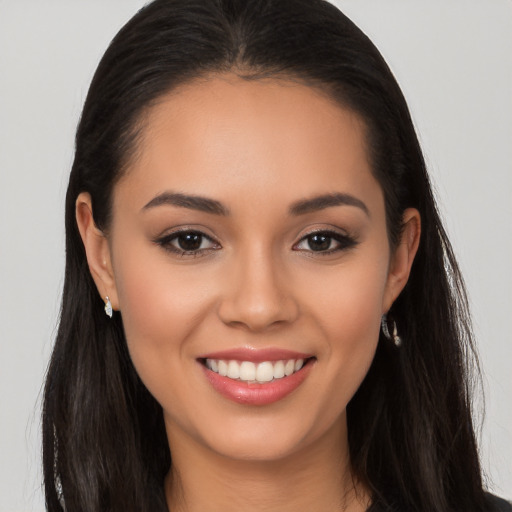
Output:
[115, 74, 380, 212]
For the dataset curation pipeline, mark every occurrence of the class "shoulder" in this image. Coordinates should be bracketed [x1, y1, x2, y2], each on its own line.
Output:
[486, 494, 512, 512]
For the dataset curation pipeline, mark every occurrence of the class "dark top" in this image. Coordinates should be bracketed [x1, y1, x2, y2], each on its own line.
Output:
[488, 495, 512, 512]
[367, 493, 512, 511]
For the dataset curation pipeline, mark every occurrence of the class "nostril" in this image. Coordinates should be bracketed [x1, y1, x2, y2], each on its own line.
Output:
[217, 296, 300, 332]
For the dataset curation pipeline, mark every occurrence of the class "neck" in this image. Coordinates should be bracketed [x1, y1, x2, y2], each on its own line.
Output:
[164, 418, 370, 512]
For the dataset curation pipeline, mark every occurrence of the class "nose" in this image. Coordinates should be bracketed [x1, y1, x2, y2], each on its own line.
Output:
[217, 247, 299, 332]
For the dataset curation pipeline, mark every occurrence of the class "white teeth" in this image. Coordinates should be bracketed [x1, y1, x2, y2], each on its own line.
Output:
[218, 360, 228, 377]
[239, 361, 256, 381]
[256, 362, 274, 382]
[205, 357, 308, 383]
[273, 360, 285, 379]
[227, 360, 240, 379]
[284, 359, 295, 376]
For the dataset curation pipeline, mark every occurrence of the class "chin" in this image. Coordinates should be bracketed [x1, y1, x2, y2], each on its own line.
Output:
[229, 431, 305, 461]
[193, 408, 343, 464]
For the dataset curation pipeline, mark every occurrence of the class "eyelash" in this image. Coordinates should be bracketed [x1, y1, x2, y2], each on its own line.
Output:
[154, 228, 357, 257]
[293, 229, 358, 255]
[154, 229, 220, 257]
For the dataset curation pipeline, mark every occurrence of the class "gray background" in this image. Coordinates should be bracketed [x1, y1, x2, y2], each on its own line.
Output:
[0, 1, 510, 510]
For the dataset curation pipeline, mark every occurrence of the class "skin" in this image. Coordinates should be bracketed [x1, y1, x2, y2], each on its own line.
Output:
[76, 75, 420, 512]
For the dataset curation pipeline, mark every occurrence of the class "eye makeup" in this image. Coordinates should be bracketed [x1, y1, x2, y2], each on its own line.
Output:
[153, 226, 358, 259]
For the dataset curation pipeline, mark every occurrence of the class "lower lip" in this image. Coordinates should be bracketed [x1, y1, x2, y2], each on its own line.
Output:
[201, 360, 314, 405]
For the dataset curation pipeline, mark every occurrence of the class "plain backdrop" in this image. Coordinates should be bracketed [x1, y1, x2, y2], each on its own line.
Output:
[0, 1, 510, 510]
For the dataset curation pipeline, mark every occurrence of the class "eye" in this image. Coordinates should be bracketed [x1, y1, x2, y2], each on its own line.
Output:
[155, 229, 220, 256]
[294, 230, 357, 254]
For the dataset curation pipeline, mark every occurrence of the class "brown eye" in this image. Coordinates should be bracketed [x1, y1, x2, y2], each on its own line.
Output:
[306, 233, 333, 252]
[156, 230, 219, 256]
[294, 230, 357, 254]
[176, 232, 203, 251]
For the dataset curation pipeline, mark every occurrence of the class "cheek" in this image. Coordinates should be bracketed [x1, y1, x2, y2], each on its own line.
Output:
[304, 254, 388, 334]
[114, 237, 211, 327]
[111, 244, 215, 387]
[300, 253, 388, 395]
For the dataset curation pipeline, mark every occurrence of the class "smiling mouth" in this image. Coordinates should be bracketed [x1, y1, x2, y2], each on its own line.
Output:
[199, 354, 316, 405]
[202, 358, 313, 384]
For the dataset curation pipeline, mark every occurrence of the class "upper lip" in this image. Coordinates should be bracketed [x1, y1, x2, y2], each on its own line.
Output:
[198, 347, 314, 363]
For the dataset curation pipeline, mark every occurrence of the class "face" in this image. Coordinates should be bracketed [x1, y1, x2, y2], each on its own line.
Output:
[80, 75, 418, 463]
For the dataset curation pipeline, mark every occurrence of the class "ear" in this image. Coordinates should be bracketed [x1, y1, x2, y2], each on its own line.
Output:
[382, 208, 421, 313]
[76, 192, 119, 311]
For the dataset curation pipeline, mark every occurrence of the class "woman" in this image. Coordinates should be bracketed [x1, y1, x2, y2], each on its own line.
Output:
[41, 0, 511, 510]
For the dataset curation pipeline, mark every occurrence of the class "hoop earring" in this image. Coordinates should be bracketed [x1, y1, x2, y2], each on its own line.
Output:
[104, 296, 113, 318]
[381, 313, 402, 347]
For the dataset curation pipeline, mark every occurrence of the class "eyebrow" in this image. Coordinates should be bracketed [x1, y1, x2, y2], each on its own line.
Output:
[289, 193, 370, 217]
[142, 192, 229, 215]
[142, 191, 369, 217]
